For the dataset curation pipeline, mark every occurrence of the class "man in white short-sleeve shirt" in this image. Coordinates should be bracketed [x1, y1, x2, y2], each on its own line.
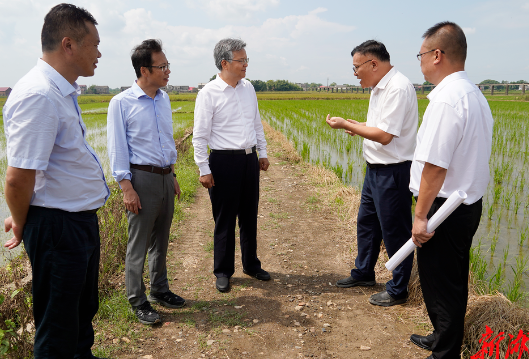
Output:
[408, 22, 493, 359]
[326, 40, 418, 307]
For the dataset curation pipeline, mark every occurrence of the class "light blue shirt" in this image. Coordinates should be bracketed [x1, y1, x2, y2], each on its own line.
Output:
[107, 82, 177, 183]
[2, 59, 110, 212]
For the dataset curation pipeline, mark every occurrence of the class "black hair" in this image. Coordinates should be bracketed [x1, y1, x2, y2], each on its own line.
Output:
[131, 39, 164, 79]
[41, 3, 97, 52]
[422, 21, 467, 63]
[351, 40, 390, 62]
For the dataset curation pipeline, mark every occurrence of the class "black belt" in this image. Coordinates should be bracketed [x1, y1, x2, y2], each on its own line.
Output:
[413, 196, 447, 205]
[81, 208, 99, 214]
[366, 160, 411, 169]
[210, 146, 256, 155]
[130, 164, 172, 175]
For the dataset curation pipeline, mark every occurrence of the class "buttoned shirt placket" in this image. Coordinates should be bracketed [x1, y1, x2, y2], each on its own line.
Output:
[151, 93, 170, 167]
[72, 91, 110, 200]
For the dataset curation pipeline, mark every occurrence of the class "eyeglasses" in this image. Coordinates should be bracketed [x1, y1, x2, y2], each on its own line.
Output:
[228, 58, 250, 64]
[416, 49, 445, 61]
[352, 59, 372, 73]
[146, 63, 170, 71]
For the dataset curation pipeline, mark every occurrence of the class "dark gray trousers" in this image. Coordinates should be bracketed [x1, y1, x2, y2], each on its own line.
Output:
[125, 168, 175, 307]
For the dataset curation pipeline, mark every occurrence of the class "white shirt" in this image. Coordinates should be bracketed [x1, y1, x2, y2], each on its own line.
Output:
[3, 59, 109, 212]
[409, 71, 493, 205]
[107, 82, 177, 183]
[363, 67, 418, 164]
[192, 75, 267, 176]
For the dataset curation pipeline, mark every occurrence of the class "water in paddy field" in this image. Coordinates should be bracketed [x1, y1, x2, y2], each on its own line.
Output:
[0, 101, 193, 266]
[260, 99, 529, 294]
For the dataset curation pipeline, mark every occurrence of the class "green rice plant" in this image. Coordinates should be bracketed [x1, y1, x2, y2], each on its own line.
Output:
[520, 227, 529, 247]
[505, 255, 528, 303]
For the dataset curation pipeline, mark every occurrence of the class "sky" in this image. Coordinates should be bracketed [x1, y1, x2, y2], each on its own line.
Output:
[1, 0, 528, 88]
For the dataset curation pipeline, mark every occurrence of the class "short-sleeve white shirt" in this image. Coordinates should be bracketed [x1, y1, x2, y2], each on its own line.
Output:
[363, 67, 418, 164]
[409, 71, 493, 204]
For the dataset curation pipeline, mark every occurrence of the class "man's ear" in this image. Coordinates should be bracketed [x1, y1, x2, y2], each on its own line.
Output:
[371, 59, 378, 72]
[62, 37, 74, 56]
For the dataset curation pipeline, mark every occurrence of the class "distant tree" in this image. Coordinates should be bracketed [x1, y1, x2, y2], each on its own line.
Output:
[423, 81, 433, 85]
[273, 80, 303, 91]
[86, 85, 97, 94]
[209, 74, 217, 82]
[249, 79, 267, 92]
[330, 82, 337, 87]
[309, 82, 323, 88]
[266, 80, 275, 91]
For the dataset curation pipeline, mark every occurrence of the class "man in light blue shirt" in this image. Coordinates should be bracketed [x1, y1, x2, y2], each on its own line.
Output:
[2, 4, 109, 358]
[107, 39, 185, 325]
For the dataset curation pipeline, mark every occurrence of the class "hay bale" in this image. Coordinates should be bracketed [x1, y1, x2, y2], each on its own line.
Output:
[463, 293, 529, 356]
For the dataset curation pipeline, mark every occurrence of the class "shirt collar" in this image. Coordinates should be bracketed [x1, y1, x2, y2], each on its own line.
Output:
[214, 73, 242, 91]
[374, 67, 397, 90]
[37, 58, 78, 98]
[427, 71, 469, 100]
[131, 81, 162, 99]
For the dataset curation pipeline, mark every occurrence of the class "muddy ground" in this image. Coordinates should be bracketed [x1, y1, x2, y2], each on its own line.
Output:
[112, 127, 431, 359]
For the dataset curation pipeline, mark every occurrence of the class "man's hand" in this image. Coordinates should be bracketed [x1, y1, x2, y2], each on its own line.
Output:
[4, 216, 24, 250]
[200, 174, 215, 189]
[345, 119, 359, 136]
[174, 177, 181, 200]
[120, 179, 142, 214]
[325, 114, 346, 129]
[259, 158, 270, 171]
[411, 216, 434, 247]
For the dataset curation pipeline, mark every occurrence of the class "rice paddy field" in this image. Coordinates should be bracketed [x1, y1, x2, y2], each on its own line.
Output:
[0, 92, 528, 302]
[260, 96, 529, 302]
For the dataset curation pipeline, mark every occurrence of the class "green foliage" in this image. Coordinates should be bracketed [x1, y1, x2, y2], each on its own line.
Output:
[265, 80, 303, 91]
[209, 74, 217, 82]
[249, 79, 267, 92]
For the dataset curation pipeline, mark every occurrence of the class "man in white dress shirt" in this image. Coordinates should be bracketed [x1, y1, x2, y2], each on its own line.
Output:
[2, 4, 109, 357]
[409, 22, 493, 359]
[193, 38, 270, 293]
[326, 40, 418, 307]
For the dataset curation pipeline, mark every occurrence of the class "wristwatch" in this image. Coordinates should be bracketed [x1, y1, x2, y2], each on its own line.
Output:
[172, 172, 176, 178]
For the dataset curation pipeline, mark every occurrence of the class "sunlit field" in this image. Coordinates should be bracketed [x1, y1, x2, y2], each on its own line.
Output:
[260, 98, 529, 301]
[0, 93, 528, 300]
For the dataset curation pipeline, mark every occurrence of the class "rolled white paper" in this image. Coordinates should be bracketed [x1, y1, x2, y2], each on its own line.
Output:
[385, 190, 468, 272]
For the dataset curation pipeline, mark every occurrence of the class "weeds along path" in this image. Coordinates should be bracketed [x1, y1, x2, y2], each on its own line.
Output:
[114, 124, 427, 359]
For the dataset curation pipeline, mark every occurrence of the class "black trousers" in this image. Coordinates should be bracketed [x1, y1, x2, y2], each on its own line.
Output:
[352, 161, 413, 299]
[208, 151, 262, 278]
[417, 197, 482, 359]
[23, 206, 100, 359]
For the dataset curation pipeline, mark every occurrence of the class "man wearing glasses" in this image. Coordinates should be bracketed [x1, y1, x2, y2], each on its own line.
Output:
[410, 22, 493, 359]
[107, 39, 185, 325]
[326, 40, 418, 307]
[193, 38, 270, 293]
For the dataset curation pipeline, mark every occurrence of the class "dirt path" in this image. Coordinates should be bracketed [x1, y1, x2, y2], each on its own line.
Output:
[114, 129, 429, 359]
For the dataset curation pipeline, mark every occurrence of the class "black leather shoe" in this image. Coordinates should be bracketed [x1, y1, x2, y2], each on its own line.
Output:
[410, 333, 435, 351]
[336, 276, 376, 288]
[216, 277, 230, 292]
[243, 269, 271, 281]
[369, 290, 407, 307]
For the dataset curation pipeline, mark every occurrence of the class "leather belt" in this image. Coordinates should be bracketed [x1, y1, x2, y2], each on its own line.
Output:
[81, 208, 99, 214]
[130, 164, 172, 175]
[366, 160, 411, 169]
[210, 146, 257, 155]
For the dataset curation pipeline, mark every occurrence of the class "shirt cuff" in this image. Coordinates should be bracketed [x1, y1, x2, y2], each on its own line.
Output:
[113, 170, 132, 183]
[8, 156, 48, 170]
[258, 149, 267, 158]
[198, 164, 211, 176]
